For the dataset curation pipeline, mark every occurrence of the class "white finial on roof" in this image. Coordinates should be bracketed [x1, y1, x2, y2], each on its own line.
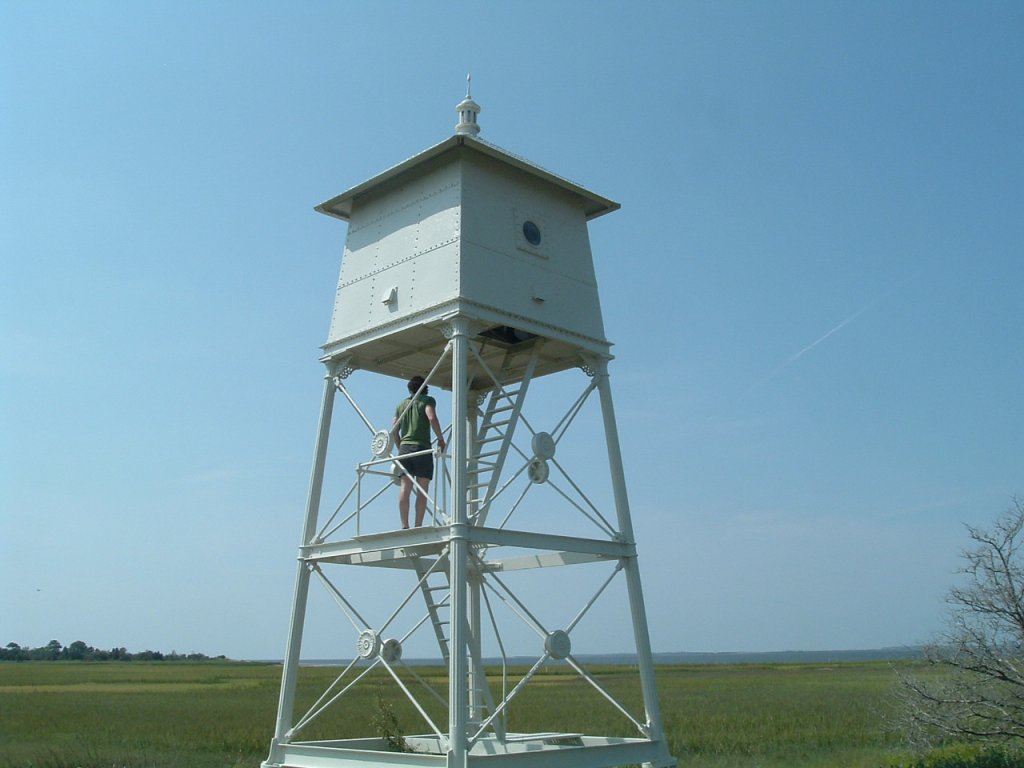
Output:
[455, 74, 481, 136]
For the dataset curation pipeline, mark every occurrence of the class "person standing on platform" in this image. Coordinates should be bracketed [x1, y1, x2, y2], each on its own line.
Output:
[391, 375, 446, 528]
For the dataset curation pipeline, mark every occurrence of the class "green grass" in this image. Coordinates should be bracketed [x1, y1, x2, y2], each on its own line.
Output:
[0, 660, 928, 768]
[0, 662, 279, 768]
[657, 663, 902, 767]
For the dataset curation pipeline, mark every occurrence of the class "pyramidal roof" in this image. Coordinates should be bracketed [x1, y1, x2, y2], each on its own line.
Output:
[315, 87, 619, 222]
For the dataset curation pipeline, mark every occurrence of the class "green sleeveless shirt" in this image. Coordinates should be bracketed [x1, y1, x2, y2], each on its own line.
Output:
[395, 394, 436, 447]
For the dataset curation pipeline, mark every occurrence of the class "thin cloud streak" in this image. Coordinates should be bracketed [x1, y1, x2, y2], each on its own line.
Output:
[785, 308, 866, 367]
[740, 306, 868, 400]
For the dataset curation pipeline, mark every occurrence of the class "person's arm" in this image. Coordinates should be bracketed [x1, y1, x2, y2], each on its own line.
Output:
[425, 405, 446, 452]
[391, 417, 401, 450]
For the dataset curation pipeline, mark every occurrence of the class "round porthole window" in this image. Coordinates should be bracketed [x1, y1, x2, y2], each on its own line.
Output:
[522, 220, 542, 246]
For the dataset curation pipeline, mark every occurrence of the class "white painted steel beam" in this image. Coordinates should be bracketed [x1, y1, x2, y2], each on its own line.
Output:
[447, 318, 472, 768]
[302, 528, 448, 562]
[271, 735, 673, 768]
[271, 369, 337, 743]
[464, 527, 633, 559]
[301, 527, 632, 566]
[592, 357, 672, 759]
[486, 550, 612, 572]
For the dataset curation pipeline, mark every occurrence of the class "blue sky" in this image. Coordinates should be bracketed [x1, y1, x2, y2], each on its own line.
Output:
[2, 1, 1022, 660]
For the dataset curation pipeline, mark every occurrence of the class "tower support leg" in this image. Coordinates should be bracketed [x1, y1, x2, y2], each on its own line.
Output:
[593, 358, 675, 766]
[447, 321, 471, 767]
[267, 366, 338, 761]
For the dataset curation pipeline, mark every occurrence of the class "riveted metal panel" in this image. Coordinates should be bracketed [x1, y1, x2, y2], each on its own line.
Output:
[459, 152, 607, 345]
[327, 160, 462, 346]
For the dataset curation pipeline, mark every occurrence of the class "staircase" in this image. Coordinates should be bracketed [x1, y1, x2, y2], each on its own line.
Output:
[467, 356, 544, 526]
[412, 555, 451, 664]
[410, 553, 502, 739]
[466, 387, 518, 521]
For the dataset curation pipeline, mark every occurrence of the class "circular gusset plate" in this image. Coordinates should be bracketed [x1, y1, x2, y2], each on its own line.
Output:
[532, 432, 556, 460]
[544, 629, 572, 660]
[381, 638, 403, 663]
[356, 629, 381, 659]
[527, 459, 549, 484]
[371, 430, 392, 458]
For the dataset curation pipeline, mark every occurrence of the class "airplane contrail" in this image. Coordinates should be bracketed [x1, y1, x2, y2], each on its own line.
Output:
[784, 307, 866, 367]
[740, 305, 869, 399]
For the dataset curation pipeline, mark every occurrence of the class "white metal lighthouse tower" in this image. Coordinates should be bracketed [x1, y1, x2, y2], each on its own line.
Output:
[263, 86, 676, 768]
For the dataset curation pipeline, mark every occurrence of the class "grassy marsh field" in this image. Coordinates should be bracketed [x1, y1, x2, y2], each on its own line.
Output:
[0, 660, 916, 767]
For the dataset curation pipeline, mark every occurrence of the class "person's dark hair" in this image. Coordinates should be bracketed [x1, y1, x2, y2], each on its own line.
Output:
[407, 375, 427, 395]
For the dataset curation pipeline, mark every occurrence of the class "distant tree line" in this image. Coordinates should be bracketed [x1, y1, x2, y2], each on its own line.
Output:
[1, 639, 226, 662]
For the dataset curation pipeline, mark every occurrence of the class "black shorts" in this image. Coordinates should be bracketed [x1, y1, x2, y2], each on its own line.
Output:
[398, 443, 434, 480]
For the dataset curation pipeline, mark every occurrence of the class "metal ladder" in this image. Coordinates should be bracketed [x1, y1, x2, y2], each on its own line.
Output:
[467, 346, 540, 527]
[466, 627, 502, 739]
[412, 555, 451, 664]
[411, 555, 502, 738]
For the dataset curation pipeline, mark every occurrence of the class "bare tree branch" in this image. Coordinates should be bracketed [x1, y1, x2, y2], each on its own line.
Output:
[898, 497, 1024, 747]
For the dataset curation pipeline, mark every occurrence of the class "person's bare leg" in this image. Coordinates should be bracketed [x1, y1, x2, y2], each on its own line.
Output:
[414, 477, 430, 526]
[399, 476, 413, 529]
